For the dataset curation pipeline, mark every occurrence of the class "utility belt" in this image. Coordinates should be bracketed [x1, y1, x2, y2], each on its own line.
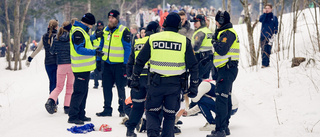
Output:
[195, 50, 213, 62]
[148, 72, 187, 88]
[217, 60, 238, 71]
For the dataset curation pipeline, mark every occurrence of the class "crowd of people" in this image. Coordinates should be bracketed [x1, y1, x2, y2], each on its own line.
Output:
[22, 2, 279, 137]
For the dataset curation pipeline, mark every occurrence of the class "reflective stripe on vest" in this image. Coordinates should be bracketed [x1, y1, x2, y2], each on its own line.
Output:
[91, 31, 101, 49]
[192, 27, 213, 53]
[149, 31, 186, 76]
[213, 28, 240, 68]
[134, 36, 150, 76]
[70, 26, 96, 72]
[101, 25, 128, 62]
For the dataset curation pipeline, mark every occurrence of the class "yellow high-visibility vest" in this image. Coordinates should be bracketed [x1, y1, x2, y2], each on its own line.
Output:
[192, 27, 213, 53]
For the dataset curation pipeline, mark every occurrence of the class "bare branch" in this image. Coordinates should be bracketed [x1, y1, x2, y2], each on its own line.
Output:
[19, 0, 32, 37]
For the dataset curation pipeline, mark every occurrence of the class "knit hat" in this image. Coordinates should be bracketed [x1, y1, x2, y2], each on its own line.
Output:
[96, 20, 104, 26]
[215, 11, 231, 26]
[81, 13, 96, 25]
[146, 21, 160, 33]
[190, 14, 206, 22]
[108, 10, 120, 20]
[164, 12, 181, 28]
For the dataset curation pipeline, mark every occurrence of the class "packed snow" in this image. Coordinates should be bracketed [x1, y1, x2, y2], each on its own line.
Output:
[1, 8, 320, 137]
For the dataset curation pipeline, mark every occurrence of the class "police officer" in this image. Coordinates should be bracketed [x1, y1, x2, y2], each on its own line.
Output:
[206, 11, 239, 137]
[96, 10, 131, 117]
[190, 14, 214, 80]
[68, 13, 104, 125]
[92, 20, 104, 89]
[125, 21, 161, 137]
[131, 12, 199, 137]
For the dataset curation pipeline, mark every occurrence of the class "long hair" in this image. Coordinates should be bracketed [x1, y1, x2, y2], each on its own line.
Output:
[48, 19, 58, 44]
[57, 21, 70, 41]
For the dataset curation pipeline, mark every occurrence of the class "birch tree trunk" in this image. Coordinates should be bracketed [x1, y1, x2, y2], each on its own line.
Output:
[5, 0, 12, 70]
[227, 0, 231, 14]
[223, 0, 226, 11]
[13, 0, 21, 70]
[314, 1, 320, 52]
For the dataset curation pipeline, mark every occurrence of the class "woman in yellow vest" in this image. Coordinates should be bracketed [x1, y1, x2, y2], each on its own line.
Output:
[67, 13, 104, 125]
[207, 11, 239, 137]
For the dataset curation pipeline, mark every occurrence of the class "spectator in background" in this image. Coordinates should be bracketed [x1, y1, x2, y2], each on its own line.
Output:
[139, 28, 146, 38]
[178, 11, 194, 40]
[130, 24, 139, 45]
[239, 3, 252, 24]
[126, 11, 132, 27]
[259, 3, 278, 68]
[0, 43, 6, 57]
[136, 9, 146, 31]
[152, 12, 160, 22]
[159, 9, 169, 28]
[145, 8, 155, 26]
[157, 4, 163, 17]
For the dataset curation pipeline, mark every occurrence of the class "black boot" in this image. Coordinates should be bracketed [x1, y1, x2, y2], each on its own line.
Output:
[64, 106, 70, 114]
[136, 118, 147, 133]
[68, 118, 84, 125]
[96, 110, 112, 117]
[174, 126, 181, 135]
[207, 130, 226, 137]
[45, 98, 57, 114]
[80, 116, 91, 122]
[211, 128, 230, 136]
[126, 129, 137, 137]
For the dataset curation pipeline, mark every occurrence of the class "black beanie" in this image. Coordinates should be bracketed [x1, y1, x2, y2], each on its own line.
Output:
[215, 11, 231, 26]
[81, 13, 96, 25]
[164, 12, 181, 28]
[96, 20, 104, 26]
[108, 10, 120, 20]
[146, 21, 160, 33]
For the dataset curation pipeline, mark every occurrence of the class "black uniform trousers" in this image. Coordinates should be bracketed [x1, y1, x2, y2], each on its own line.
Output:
[215, 65, 238, 132]
[126, 76, 148, 130]
[68, 71, 90, 121]
[102, 62, 126, 114]
[146, 75, 181, 137]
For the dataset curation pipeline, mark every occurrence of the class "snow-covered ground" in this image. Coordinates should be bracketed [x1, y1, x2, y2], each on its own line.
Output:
[1, 8, 320, 137]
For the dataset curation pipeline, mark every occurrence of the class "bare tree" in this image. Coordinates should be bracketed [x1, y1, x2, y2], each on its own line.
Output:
[277, 0, 285, 57]
[227, 0, 231, 14]
[4, 0, 12, 70]
[22, 37, 31, 60]
[291, 0, 300, 59]
[240, 0, 260, 66]
[116, 0, 138, 17]
[313, 0, 320, 52]
[223, 0, 226, 11]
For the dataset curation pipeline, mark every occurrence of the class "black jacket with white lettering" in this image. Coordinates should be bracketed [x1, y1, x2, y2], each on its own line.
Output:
[133, 27, 199, 83]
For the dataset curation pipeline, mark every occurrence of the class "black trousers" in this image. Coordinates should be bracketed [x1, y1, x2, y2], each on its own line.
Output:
[102, 63, 126, 114]
[215, 66, 238, 132]
[68, 71, 90, 120]
[126, 76, 148, 130]
[146, 76, 181, 137]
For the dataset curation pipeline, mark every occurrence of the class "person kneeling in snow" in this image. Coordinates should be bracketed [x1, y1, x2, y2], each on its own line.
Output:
[183, 79, 238, 131]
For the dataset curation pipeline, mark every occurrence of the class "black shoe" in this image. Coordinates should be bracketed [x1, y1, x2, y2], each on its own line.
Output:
[136, 118, 146, 133]
[126, 129, 137, 137]
[176, 120, 183, 125]
[96, 110, 112, 117]
[45, 98, 57, 114]
[80, 116, 91, 122]
[68, 119, 84, 125]
[64, 106, 70, 114]
[174, 126, 181, 135]
[93, 86, 98, 89]
[211, 128, 230, 136]
[207, 130, 226, 137]
[119, 112, 125, 117]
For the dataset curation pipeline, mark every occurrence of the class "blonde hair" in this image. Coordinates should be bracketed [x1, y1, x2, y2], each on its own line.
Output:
[71, 18, 79, 25]
[57, 21, 70, 41]
[48, 19, 58, 44]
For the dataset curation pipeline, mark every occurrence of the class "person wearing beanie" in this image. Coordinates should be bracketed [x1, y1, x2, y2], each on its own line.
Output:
[125, 21, 160, 137]
[190, 14, 214, 80]
[96, 9, 132, 118]
[68, 13, 105, 125]
[92, 20, 104, 89]
[130, 12, 199, 137]
[207, 10, 239, 137]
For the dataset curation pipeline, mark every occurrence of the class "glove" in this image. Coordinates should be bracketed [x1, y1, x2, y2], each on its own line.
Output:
[187, 80, 199, 98]
[130, 74, 140, 92]
[122, 64, 127, 77]
[95, 30, 104, 38]
[95, 48, 104, 57]
[211, 38, 218, 45]
[26, 56, 33, 67]
[96, 61, 101, 72]
[127, 77, 132, 87]
[268, 34, 276, 46]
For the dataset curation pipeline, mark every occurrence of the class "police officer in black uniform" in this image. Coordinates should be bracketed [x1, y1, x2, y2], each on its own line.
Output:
[126, 21, 161, 137]
[131, 12, 199, 137]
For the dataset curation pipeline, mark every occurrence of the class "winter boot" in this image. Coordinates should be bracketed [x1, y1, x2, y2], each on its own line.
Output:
[199, 122, 216, 131]
[211, 128, 230, 136]
[207, 130, 226, 137]
[80, 116, 91, 122]
[64, 106, 70, 114]
[174, 126, 181, 135]
[126, 129, 137, 137]
[136, 118, 147, 132]
[96, 110, 112, 117]
[45, 98, 57, 114]
[68, 118, 84, 125]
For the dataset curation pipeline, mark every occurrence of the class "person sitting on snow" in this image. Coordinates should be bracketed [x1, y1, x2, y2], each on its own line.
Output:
[183, 79, 239, 131]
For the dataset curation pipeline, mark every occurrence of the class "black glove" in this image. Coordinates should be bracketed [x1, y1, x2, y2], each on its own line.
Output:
[122, 64, 127, 77]
[211, 38, 218, 45]
[95, 30, 104, 38]
[96, 61, 101, 72]
[130, 74, 140, 92]
[127, 77, 132, 87]
[28, 56, 33, 62]
[187, 80, 199, 98]
[95, 48, 104, 57]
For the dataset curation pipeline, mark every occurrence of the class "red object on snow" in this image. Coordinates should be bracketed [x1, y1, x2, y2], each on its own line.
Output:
[99, 124, 112, 132]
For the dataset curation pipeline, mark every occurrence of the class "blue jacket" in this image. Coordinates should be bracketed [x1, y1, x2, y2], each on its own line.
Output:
[99, 23, 131, 64]
[259, 12, 278, 41]
[72, 21, 96, 56]
[50, 31, 71, 65]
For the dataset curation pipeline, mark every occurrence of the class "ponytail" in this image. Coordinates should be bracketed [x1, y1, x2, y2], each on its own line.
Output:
[57, 21, 70, 41]
[47, 19, 58, 44]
